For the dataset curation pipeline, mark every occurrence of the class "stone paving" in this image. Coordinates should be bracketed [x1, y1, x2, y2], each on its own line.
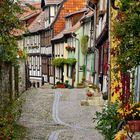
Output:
[18, 87, 104, 140]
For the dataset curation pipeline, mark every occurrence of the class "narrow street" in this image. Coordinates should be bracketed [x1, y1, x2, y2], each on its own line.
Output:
[18, 87, 104, 140]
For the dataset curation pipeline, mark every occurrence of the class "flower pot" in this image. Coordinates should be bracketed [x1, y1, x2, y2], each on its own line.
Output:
[86, 92, 93, 97]
[127, 120, 140, 132]
[56, 84, 65, 88]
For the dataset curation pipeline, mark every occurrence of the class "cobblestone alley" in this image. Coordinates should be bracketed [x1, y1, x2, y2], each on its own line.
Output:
[18, 87, 104, 140]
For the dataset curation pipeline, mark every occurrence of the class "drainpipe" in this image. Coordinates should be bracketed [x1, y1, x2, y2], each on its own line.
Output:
[108, 0, 111, 105]
[86, 0, 97, 84]
[72, 33, 80, 84]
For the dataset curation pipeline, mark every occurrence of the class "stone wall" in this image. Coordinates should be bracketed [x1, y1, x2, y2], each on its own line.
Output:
[0, 61, 27, 113]
[0, 62, 12, 113]
[19, 61, 26, 94]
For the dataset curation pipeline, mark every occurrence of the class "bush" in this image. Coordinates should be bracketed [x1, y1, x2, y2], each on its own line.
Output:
[94, 103, 121, 140]
[0, 99, 26, 139]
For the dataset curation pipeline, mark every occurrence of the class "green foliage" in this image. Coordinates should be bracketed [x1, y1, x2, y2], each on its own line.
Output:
[52, 58, 66, 67]
[52, 58, 76, 67]
[113, 0, 140, 72]
[0, 0, 23, 64]
[56, 81, 61, 85]
[94, 103, 121, 140]
[65, 58, 76, 65]
[0, 98, 26, 139]
[80, 35, 89, 55]
[82, 64, 86, 80]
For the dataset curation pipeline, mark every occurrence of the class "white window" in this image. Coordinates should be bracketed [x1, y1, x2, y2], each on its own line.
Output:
[50, 6, 55, 17]
[29, 57, 32, 69]
[67, 65, 72, 78]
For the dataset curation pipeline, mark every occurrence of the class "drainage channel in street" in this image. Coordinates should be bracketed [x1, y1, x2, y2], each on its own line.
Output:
[48, 90, 92, 140]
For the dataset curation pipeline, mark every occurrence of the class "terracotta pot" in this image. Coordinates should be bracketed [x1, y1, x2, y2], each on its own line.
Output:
[56, 84, 65, 88]
[86, 92, 93, 97]
[127, 120, 140, 132]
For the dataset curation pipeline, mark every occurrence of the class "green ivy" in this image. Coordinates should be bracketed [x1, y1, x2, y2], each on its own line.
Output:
[52, 58, 66, 67]
[80, 35, 89, 55]
[65, 58, 77, 65]
[52, 58, 76, 67]
[113, 0, 140, 73]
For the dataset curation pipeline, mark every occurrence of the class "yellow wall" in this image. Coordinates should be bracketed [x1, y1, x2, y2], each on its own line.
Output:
[110, 1, 122, 103]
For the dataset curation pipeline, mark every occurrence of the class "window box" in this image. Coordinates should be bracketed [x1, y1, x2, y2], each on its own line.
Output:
[56, 83, 65, 88]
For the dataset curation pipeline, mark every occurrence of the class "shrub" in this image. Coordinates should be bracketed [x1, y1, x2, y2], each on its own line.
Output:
[94, 103, 121, 140]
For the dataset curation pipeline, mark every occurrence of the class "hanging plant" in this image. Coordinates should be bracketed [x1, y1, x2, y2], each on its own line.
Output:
[65, 58, 76, 65]
[80, 35, 89, 55]
[52, 58, 76, 67]
[52, 58, 65, 67]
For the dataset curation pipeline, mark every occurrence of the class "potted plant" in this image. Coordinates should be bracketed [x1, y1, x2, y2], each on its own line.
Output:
[65, 80, 69, 88]
[65, 45, 71, 51]
[118, 102, 140, 132]
[102, 92, 108, 100]
[56, 81, 65, 88]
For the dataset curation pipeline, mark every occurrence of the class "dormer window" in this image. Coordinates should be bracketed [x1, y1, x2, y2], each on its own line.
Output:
[66, 18, 72, 29]
[44, 5, 57, 27]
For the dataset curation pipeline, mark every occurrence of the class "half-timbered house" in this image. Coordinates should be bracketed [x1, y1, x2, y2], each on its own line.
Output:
[40, 0, 87, 84]
[90, 0, 109, 93]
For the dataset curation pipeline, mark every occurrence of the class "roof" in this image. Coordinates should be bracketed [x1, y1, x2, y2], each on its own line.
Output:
[13, 3, 41, 36]
[51, 20, 81, 41]
[80, 10, 94, 21]
[65, 8, 88, 18]
[45, 0, 63, 5]
[52, 9, 94, 41]
[20, 3, 41, 20]
[28, 10, 45, 33]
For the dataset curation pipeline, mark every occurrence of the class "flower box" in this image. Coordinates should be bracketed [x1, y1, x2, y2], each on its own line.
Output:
[56, 83, 65, 88]
[127, 120, 140, 132]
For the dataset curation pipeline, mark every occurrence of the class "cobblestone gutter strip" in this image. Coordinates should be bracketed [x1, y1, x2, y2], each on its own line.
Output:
[52, 90, 91, 130]
[48, 130, 64, 140]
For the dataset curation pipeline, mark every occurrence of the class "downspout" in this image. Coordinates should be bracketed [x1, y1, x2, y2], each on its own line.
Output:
[86, 0, 98, 85]
[108, 0, 111, 105]
[72, 33, 80, 84]
[52, 42, 55, 85]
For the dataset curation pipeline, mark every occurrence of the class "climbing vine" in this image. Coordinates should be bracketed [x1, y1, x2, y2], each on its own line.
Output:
[113, 0, 140, 73]
[0, 0, 24, 64]
[80, 35, 89, 55]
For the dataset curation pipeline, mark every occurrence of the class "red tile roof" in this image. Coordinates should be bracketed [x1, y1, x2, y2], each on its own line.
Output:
[65, 8, 87, 18]
[20, 3, 41, 20]
[13, 3, 41, 36]
[52, 9, 94, 41]
[28, 10, 45, 33]
[51, 19, 81, 41]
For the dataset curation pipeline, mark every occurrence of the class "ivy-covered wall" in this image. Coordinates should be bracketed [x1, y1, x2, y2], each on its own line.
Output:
[110, 1, 122, 103]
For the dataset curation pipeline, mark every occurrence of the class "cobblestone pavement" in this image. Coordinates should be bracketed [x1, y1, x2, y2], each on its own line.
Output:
[18, 87, 104, 140]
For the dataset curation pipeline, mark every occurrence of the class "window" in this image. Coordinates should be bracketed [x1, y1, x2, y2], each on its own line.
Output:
[67, 65, 72, 78]
[49, 58, 54, 76]
[66, 18, 72, 29]
[42, 57, 48, 75]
